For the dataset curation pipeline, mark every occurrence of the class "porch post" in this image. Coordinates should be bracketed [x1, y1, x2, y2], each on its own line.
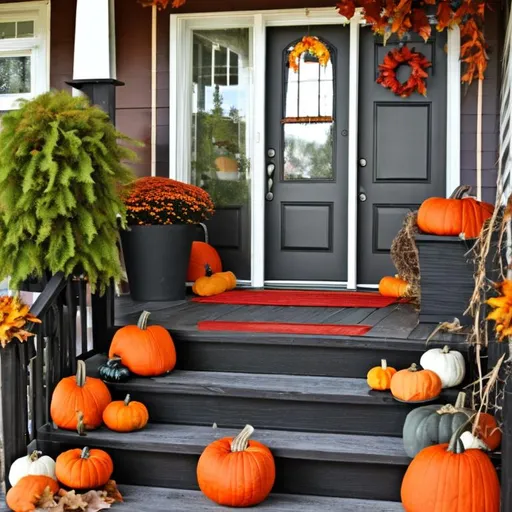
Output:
[67, 0, 123, 123]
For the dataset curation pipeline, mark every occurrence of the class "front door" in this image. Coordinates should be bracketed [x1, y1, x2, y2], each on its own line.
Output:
[264, 26, 349, 282]
[357, 29, 447, 285]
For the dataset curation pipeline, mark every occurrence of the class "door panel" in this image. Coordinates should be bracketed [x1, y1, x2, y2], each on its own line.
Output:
[265, 26, 349, 282]
[358, 30, 447, 285]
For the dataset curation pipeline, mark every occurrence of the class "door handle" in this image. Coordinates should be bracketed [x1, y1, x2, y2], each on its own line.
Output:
[359, 158, 367, 167]
[358, 192, 367, 202]
[266, 178, 274, 201]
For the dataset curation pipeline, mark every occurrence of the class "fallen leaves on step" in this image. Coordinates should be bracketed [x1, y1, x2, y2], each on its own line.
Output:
[426, 318, 464, 343]
[34, 481, 123, 511]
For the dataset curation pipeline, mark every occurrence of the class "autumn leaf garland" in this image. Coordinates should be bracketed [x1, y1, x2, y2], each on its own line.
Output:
[0, 296, 41, 348]
[337, 0, 488, 84]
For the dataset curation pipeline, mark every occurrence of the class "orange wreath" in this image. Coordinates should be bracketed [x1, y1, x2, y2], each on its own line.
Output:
[376, 46, 431, 98]
[289, 36, 330, 73]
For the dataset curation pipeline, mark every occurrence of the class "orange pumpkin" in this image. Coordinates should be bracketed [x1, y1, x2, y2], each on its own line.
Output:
[367, 359, 397, 391]
[401, 422, 500, 512]
[197, 424, 275, 507]
[103, 394, 149, 433]
[379, 276, 409, 298]
[417, 185, 494, 239]
[192, 264, 228, 297]
[474, 411, 501, 451]
[187, 224, 222, 282]
[50, 360, 111, 431]
[6, 475, 59, 512]
[55, 447, 113, 489]
[109, 310, 176, 377]
[390, 363, 442, 402]
[215, 271, 237, 290]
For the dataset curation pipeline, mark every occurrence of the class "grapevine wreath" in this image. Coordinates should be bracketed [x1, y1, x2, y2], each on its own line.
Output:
[376, 45, 431, 98]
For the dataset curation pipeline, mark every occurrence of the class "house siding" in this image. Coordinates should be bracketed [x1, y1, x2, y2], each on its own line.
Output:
[0, 0, 504, 200]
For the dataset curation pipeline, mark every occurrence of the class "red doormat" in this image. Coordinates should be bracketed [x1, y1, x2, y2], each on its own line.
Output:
[192, 290, 399, 308]
[198, 320, 372, 336]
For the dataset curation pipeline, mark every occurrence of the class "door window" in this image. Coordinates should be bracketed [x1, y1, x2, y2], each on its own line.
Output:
[282, 39, 335, 181]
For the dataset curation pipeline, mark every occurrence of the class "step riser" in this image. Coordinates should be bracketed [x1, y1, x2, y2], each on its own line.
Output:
[174, 338, 444, 378]
[110, 389, 413, 437]
[38, 440, 406, 502]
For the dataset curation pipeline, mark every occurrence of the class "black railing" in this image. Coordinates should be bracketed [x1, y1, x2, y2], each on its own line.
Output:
[0, 273, 113, 490]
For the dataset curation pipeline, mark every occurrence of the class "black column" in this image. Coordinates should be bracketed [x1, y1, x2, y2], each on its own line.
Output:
[66, 78, 124, 124]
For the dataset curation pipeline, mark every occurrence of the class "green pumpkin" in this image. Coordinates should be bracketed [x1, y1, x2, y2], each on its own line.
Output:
[403, 392, 471, 458]
[98, 357, 131, 383]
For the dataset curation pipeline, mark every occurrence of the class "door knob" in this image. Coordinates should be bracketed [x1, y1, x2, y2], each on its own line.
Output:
[359, 158, 367, 167]
[358, 192, 367, 202]
[266, 178, 274, 201]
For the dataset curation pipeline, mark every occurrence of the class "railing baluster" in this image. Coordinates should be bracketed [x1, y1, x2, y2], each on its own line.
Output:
[79, 279, 88, 356]
[33, 324, 45, 433]
[65, 278, 77, 375]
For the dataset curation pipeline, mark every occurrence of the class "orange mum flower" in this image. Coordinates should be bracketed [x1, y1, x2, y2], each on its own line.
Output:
[0, 296, 41, 348]
[486, 280, 512, 341]
[124, 177, 214, 226]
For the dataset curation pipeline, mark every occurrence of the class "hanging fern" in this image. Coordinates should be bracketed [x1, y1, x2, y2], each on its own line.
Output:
[0, 90, 142, 294]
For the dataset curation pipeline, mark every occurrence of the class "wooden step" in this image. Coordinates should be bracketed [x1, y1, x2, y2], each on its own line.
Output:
[108, 486, 403, 511]
[38, 423, 410, 502]
[87, 355, 458, 437]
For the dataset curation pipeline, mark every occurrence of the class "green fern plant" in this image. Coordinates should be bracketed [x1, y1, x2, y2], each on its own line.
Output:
[0, 90, 141, 293]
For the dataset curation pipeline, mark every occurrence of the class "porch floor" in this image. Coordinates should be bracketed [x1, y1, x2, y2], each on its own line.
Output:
[114, 294, 468, 346]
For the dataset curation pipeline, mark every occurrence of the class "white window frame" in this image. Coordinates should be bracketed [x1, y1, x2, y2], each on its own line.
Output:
[0, 1, 50, 111]
[170, 7, 461, 289]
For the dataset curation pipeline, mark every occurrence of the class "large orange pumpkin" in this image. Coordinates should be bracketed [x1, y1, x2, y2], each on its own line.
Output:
[390, 363, 442, 402]
[401, 422, 500, 512]
[417, 185, 494, 239]
[187, 224, 222, 282]
[50, 360, 111, 431]
[379, 276, 409, 298]
[6, 475, 59, 512]
[102, 394, 149, 433]
[55, 447, 113, 489]
[109, 310, 176, 377]
[197, 424, 275, 507]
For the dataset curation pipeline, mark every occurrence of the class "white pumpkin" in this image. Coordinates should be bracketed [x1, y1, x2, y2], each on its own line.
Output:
[460, 431, 490, 451]
[419, 345, 465, 388]
[8, 450, 56, 486]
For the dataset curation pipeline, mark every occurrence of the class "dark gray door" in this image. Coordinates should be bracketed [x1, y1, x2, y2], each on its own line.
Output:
[265, 26, 349, 282]
[358, 29, 447, 285]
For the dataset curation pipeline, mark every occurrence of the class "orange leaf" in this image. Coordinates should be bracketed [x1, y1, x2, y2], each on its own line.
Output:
[411, 8, 431, 41]
[436, 0, 454, 31]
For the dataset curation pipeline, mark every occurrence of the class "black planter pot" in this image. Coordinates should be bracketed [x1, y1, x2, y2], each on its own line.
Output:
[121, 224, 195, 301]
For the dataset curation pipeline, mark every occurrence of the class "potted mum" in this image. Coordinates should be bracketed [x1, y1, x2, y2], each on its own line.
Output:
[121, 177, 214, 301]
[0, 90, 138, 294]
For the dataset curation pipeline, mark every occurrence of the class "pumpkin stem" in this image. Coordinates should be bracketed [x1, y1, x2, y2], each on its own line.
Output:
[454, 391, 467, 409]
[449, 185, 472, 199]
[199, 222, 209, 243]
[137, 311, 151, 330]
[408, 363, 419, 372]
[204, 263, 213, 277]
[442, 345, 451, 354]
[76, 360, 86, 387]
[124, 394, 131, 406]
[81, 447, 91, 459]
[231, 424, 255, 452]
[381, 359, 387, 370]
[76, 410, 86, 437]
[108, 357, 122, 365]
[447, 415, 475, 454]
[29, 450, 41, 462]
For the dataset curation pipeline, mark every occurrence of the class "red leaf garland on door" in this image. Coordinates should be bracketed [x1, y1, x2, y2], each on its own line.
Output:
[377, 46, 431, 97]
[337, 0, 487, 85]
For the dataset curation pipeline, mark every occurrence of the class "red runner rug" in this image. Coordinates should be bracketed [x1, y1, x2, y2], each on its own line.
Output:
[192, 289, 399, 308]
[198, 320, 372, 336]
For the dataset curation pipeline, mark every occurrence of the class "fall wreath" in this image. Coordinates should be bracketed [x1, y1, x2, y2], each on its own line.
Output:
[289, 36, 330, 72]
[376, 46, 431, 98]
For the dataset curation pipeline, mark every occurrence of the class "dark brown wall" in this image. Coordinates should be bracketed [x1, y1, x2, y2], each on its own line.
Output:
[2, 0, 503, 198]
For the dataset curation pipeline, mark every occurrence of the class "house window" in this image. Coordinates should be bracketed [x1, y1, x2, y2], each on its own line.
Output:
[282, 38, 335, 181]
[0, 2, 49, 111]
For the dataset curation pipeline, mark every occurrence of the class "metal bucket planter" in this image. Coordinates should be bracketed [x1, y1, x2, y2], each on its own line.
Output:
[121, 224, 195, 301]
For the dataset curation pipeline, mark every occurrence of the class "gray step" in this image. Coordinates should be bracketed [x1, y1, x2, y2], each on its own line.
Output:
[38, 423, 409, 502]
[111, 486, 403, 511]
[87, 355, 458, 437]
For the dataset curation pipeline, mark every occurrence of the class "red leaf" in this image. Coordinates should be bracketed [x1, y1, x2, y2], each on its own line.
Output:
[436, 0, 454, 31]
[411, 8, 431, 41]
[337, 1, 356, 19]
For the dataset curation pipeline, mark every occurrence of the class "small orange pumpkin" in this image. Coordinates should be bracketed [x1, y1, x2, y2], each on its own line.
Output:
[55, 447, 113, 489]
[367, 359, 397, 391]
[50, 360, 111, 431]
[197, 424, 275, 507]
[6, 475, 59, 512]
[401, 421, 500, 512]
[103, 394, 149, 433]
[215, 271, 237, 290]
[379, 276, 409, 298]
[390, 363, 442, 402]
[192, 264, 228, 297]
[417, 185, 494, 239]
[109, 310, 176, 377]
[187, 224, 222, 282]
[473, 411, 501, 451]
